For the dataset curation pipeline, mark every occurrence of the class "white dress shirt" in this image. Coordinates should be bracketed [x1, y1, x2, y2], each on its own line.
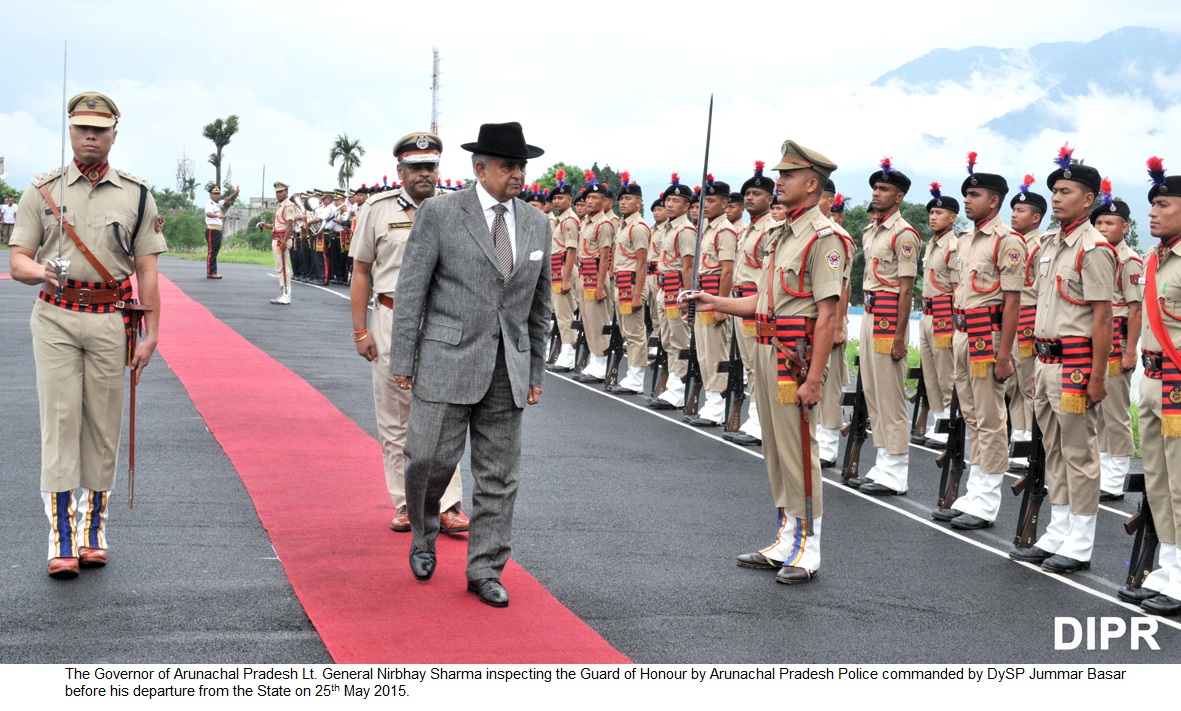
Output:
[475, 181, 518, 265]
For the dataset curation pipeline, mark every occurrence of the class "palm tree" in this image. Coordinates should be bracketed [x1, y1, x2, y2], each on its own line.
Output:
[329, 134, 365, 192]
[202, 115, 240, 190]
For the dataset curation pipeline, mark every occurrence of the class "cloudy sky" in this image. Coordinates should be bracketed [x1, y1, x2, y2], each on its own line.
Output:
[3, 0, 1180, 229]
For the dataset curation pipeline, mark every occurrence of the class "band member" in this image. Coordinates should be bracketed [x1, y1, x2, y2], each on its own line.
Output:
[204, 184, 240, 279]
[933, 154, 1024, 529]
[916, 183, 959, 447]
[1132, 157, 1181, 614]
[547, 170, 581, 372]
[610, 173, 652, 394]
[1006, 176, 1048, 465]
[850, 158, 919, 495]
[688, 140, 844, 584]
[1008, 144, 1115, 574]
[1091, 182, 1142, 501]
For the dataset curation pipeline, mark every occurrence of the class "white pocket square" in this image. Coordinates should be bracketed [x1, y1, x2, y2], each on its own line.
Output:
[529, 250, 543, 261]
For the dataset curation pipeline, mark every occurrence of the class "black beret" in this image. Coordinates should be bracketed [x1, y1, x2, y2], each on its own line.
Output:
[728, 191, 742, 203]
[926, 196, 960, 214]
[663, 174, 693, 201]
[961, 173, 1008, 198]
[618, 181, 642, 197]
[869, 160, 911, 193]
[1010, 190, 1048, 214]
[823, 179, 836, 194]
[651, 199, 664, 212]
[1047, 163, 1101, 194]
[1090, 198, 1130, 223]
[703, 179, 730, 197]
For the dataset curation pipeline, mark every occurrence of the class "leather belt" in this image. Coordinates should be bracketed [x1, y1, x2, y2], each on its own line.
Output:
[1035, 340, 1063, 358]
[755, 318, 815, 339]
[377, 293, 394, 309]
[42, 284, 125, 307]
[1143, 350, 1163, 372]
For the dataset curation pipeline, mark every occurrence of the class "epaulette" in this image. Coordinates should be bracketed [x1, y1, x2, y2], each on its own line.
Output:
[30, 168, 63, 188]
[115, 169, 150, 187]
[811, 216, 834, 238]
[367, 188, 401, 205]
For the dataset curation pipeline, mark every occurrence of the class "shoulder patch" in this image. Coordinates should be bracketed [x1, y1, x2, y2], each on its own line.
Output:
[31, 168, 63, 188]
[1130, 273, 1143, 285]
[368, 190, 398, 204]
[1083, 243, 1095, 253]
[900, 241, 915, 258]
[825, 249, 841, 271]
[115, 169, 149, 187]
[154, 214, 165, 234]
[1006, 248, 1021, 266]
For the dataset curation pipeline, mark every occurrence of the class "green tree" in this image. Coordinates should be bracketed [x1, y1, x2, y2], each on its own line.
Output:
[536, 162, 586, 197]
[202, 115, 240, 191]
[0, 179, 22, 202]
[329, 134, 365, 191]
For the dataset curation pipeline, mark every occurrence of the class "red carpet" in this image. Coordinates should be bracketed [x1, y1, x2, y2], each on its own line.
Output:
[155, 276, 628, 663]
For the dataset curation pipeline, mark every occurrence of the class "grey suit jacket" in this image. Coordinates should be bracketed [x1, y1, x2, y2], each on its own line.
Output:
[389, 186, 552, 408]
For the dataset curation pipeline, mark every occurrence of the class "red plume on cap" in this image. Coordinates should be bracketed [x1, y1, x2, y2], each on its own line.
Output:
[620, 171, 631, 187]
[879, 157, 893, 176]
[670, 172, 680, 186]
[456, 179, 464, 189]
[754, 160, 765, 177]
[445, 179, 452, 186]
[383, 175, 388, 186]
[706, 173, 715, 186]
[1054, 143, 1074, 171]
[1148, 157, 1167, 187]
[966, 151, 978, 177]
[555, 169, 566, 189]
[1019, 174, 1035, 196]
[531, 182, 539, 192]
[929, 181, 943, 201]
[833, 193, 845, 209]
[1099, 177, 1113, 208]
[694, 185, 701, 194]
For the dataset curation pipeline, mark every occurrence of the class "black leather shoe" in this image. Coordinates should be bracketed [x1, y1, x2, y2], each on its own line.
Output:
[723, 432, 762, 446]
[819, 459, 836, 469]
[684, 416, 719, 427]
[844, 476, 867, 489]
[1008, 460, 1029, 474]
[736, 551, 781, 570]
[647, 398, 678, 410]
[1117, 586, 1159, 603]
[860, 482, 907, 496]
[1041, 554, 1090, 574]
[467, 578, 509, 607]
[1008, 545, 1054, 563]
[1099, 491, 1125, 502]
[775, 566, 816, 584]
[546, 364, 573, 373]
[607, 384, 639, 394]
[923, 438, 948, 450]
[951, 513, 993, 530]
[1141, 594, 1181, 616]
[931, 507, 961, 522]
[409, 547, 436, 581]
[574, 373, 604, 383]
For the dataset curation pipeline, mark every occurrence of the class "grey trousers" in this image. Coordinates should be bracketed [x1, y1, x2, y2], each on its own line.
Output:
[404, 341, 524, 581]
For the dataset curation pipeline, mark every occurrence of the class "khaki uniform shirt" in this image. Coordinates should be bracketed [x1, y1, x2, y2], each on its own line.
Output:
[613, 212, 651, 274]
[348, 188, 423, 296]
[1113, 240, 1144, 317]
[660, 214, 697, 275]
[953, 215, 1025, 310]
[921, 229, 959, 298]
[274, 197, 298, 234]
[551, 208, 579, 255]
[1141, 239, 1181, 353]
[1020, 228, 1043, 306]
[1034, 222, 1117, 340]
[699, 214, 737, 275]
[861, 209, 920, 294]
[11, 163, 166, 282]
[756, 206, 846, 318]
[734, 212, 774, 287]
[579, 210, 616, 277]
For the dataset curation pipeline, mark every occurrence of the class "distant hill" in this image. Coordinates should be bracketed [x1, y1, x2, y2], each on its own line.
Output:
[874, 27, 1181, 139]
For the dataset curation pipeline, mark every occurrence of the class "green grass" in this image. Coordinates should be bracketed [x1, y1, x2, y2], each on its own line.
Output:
[172, 246, 274, 266]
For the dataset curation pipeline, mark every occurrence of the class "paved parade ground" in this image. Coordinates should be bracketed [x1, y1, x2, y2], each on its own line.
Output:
[1, 253, 1177, 664]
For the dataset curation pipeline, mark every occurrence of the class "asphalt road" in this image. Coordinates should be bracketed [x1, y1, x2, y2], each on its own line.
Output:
[1, 252, 1176, 664]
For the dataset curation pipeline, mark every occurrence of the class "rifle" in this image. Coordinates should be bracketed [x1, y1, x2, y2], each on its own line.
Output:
[546, 317, 562, 365]
[571, 315, 590, 372]
[839, 357, 868, 487]
[603, 320, 625, 388]
[718, 319, 746, 432]
[908, 365, 930, 445]
[933, 388, 966, 511]
[1122, 473, 1160, 591]
[682, 95, 714, 417]
[648, 331, 668, 398]
[1010, 415, 1047, 549]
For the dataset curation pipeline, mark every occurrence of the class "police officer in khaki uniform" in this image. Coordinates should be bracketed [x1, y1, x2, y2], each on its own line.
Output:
[727, 191, 746, 233]
[257, 181, 297, 304]
[933, 158, 1024, 529]
[689, 140, 844, 584]
[609, 174, 652, 394]
[348, 132, 468, 535]
[649, 175, 697, 409]
[851, 159, 920, 495]
[1091, 189, 1143, 501]
[8, 91, 167, 578]
[644, 198, 669, 368]
[816, 179, 855, 465]
[724, 162, 777, 446]
[685, 177, 738, 426]
[1006, 177, 1048, 464]
[546, 171, 581, 372]
[915, 183, 959, 447]
[1008, 146, 1115, 574]
[1129, 158, 1181, 615]
[573, 175, 616, 383]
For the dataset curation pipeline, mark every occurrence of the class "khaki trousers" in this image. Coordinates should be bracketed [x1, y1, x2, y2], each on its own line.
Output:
[659, 304, 691, 379]
[272, 238, 292, 287]
[752, 343, 822, 519]
[372, 302, 462, 511]
[581, 296, 611, 355]
[613, 285, 648, 367]
[694, 315, 732, 392]
[1098, 368, 1134, 457]
[919, 314, 955, 412]
[1008, 348, 1036, 432]
[645, 273, 663, 338]
[953, 330, 1010, 474]
[1139, 377, 1181, 545]
[1034, 361, 1100, 515]
[553, 287, 579, 346]
[859, 314, 909, 455]
[32, 300, 126, 492]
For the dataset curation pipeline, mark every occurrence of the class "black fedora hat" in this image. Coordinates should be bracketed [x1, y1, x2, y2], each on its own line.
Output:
[461, 121, 545, 160]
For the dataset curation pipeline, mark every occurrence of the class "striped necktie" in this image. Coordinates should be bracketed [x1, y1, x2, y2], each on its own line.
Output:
[491, 203, 513, 277]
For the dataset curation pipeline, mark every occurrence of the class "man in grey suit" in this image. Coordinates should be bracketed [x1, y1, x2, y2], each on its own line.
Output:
[390, 122, 551, 608]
